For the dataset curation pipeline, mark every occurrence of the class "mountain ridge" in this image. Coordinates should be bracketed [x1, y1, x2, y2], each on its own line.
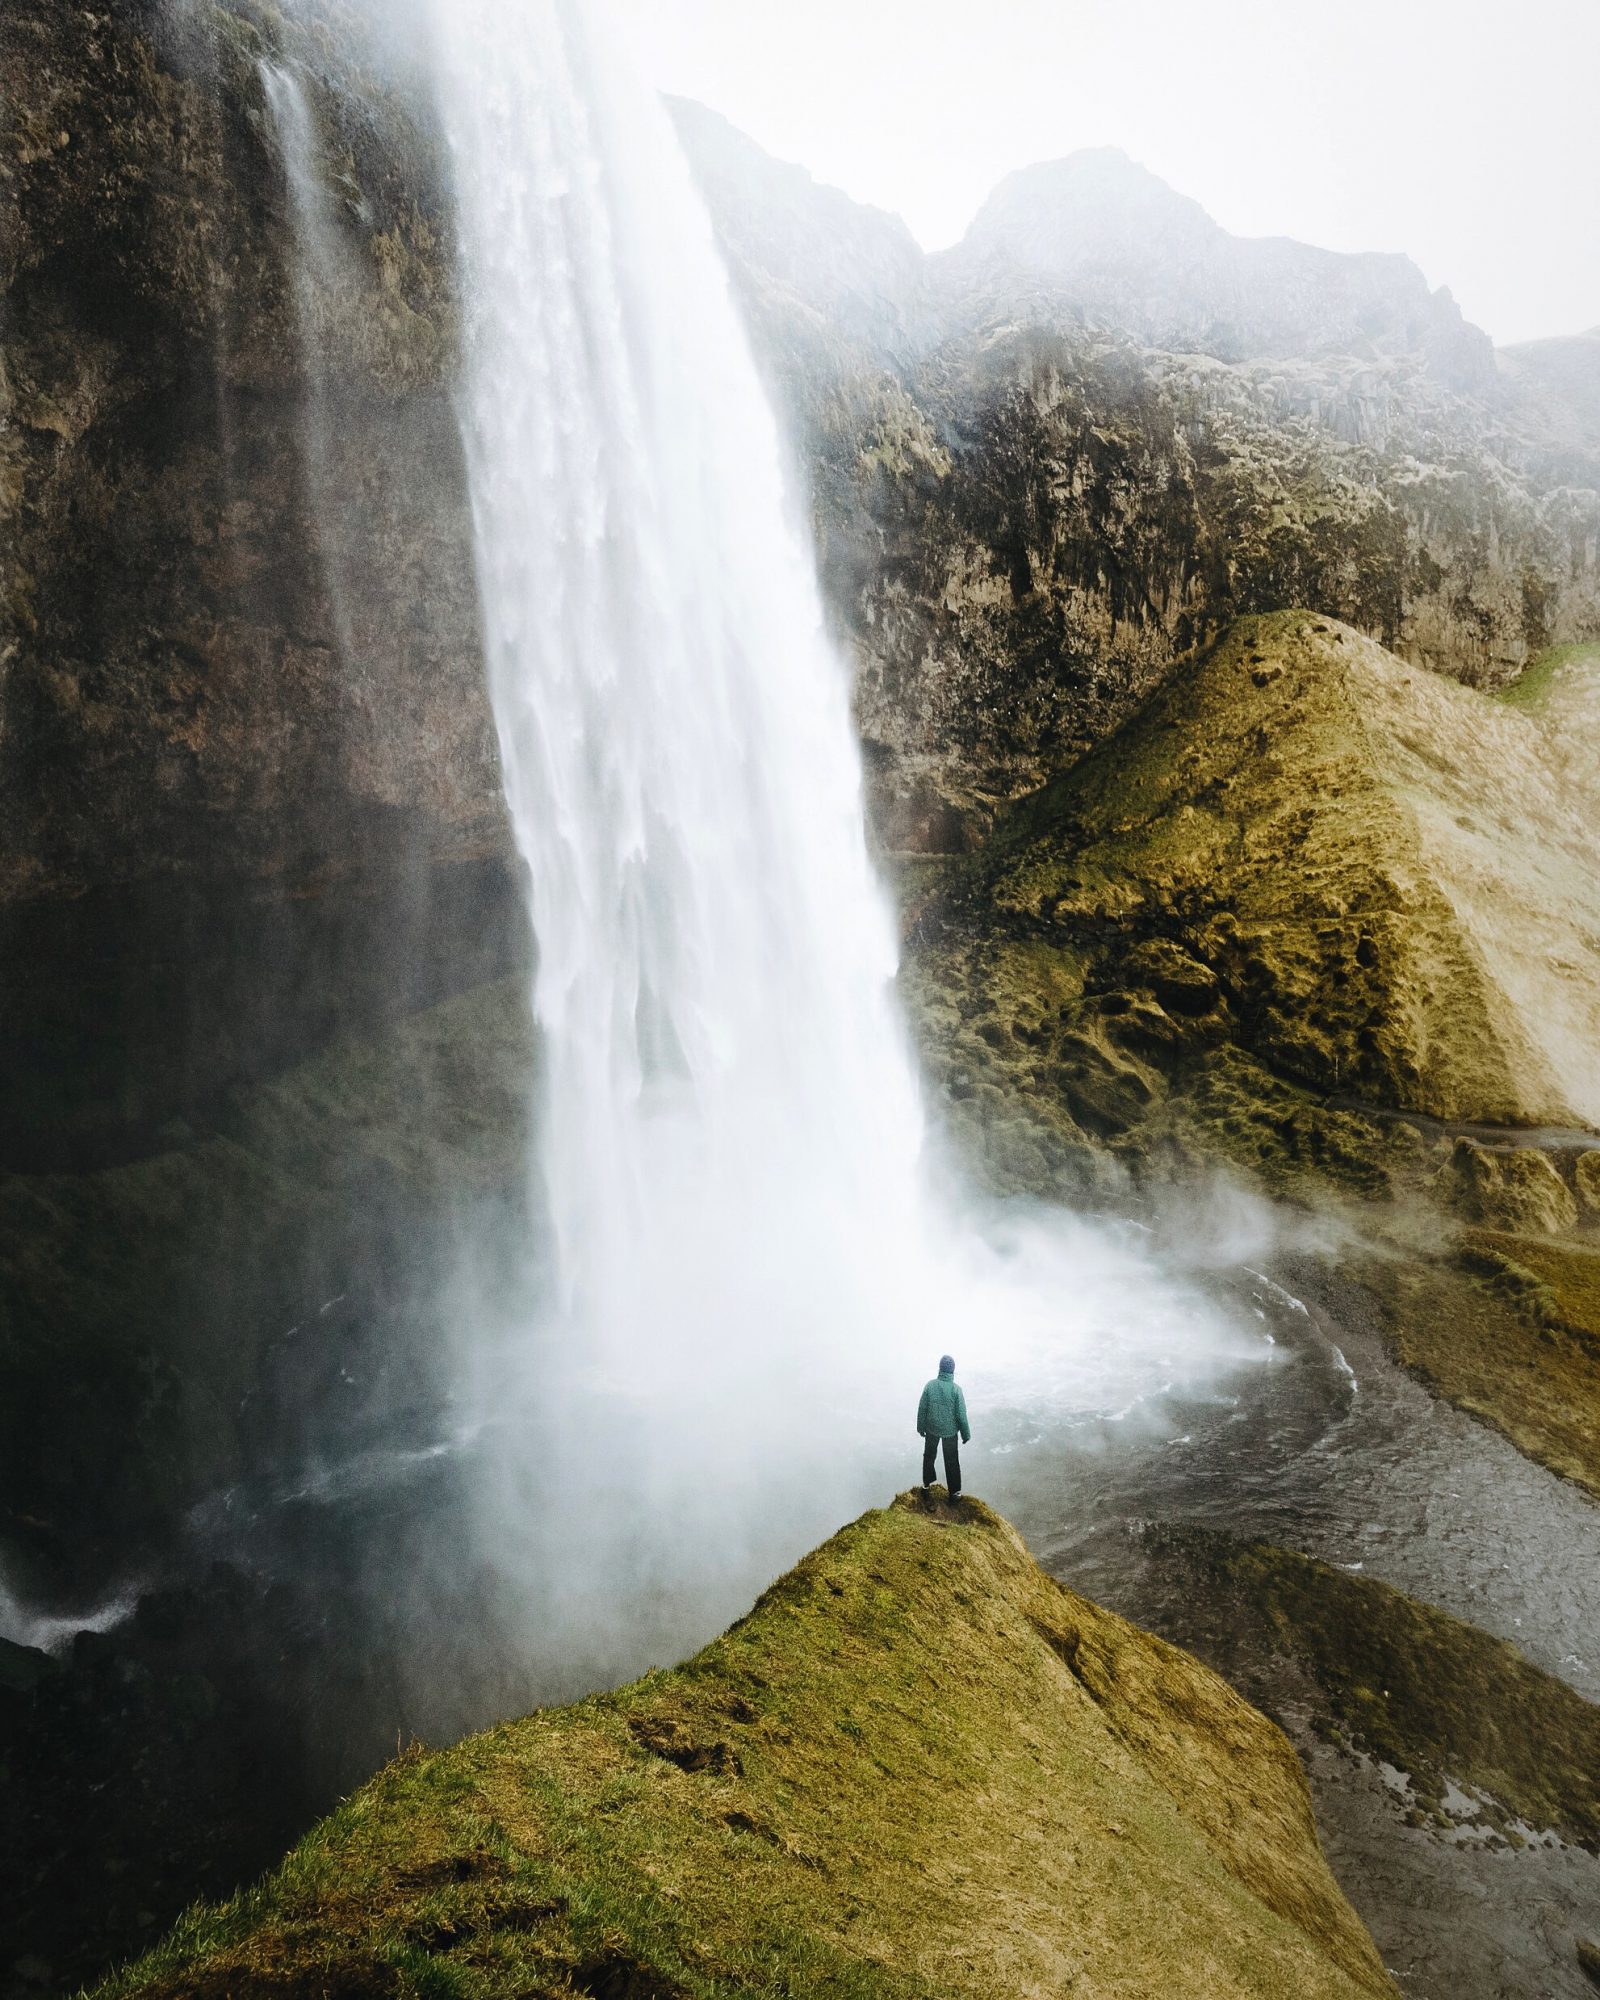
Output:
[94, 1495, 1395, 2000]
[668, 103, 1593, 380]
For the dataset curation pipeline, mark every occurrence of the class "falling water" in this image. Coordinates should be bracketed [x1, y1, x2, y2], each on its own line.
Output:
[258, 59, 357, 664]
[434, 3, 927, 1363]
[427, 0, 1258, 1665]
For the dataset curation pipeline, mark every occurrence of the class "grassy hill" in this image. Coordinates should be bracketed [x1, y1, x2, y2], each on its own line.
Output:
[97, 1496, 1392, 2000]
[908, 613, 1600, 1154]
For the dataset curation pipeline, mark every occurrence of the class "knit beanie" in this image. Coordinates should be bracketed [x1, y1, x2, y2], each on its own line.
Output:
[939, 1355, 955, 1375]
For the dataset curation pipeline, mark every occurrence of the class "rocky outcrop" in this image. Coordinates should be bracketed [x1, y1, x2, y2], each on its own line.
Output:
[96, 1496, 1395, 2000]
[1134, 1529, 1600, 2000]
[0, 0, 520, 1168]
[1498, 326, 1600, 482]
[0, 975, 535, 1590]
[666, 98, 926, 370]
[907, 616, 1600, 1147]
[900, 619, 1600, 1490]
[831, 336, 1600, 846]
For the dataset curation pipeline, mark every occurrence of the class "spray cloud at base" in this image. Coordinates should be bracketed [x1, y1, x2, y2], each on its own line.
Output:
[405, 0, 1272, 1683]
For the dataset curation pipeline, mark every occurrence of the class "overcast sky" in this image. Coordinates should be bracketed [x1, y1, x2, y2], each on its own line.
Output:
[612, 0, 1599, 346]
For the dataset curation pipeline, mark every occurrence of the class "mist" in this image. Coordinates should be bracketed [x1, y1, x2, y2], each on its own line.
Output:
[613, 0, 1600, 347]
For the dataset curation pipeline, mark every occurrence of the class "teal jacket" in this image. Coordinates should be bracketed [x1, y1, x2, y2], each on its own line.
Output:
[917, 1374, 970, 1443]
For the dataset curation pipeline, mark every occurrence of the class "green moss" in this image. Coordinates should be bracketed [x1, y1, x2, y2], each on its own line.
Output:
[900, 612, 1600, 1492]
[1154, 1533, 1600, 1847]
[1433, 1139, 1580, 1234]
[908, 610, 1600, 1182]
[1359, 1239, 1600, 1498]
[98, 1499, 1393, 2000]
[1494, 641, 1600, 712]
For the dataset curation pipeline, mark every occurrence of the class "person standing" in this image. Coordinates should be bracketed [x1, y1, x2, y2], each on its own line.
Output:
[917, 1354, 971, 1501]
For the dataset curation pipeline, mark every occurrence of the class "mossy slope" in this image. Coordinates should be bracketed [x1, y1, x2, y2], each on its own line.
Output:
[903, 614, 1600, 1490]
[917, 611, 1600, 1138]
[1365, 1233, 1600, 1496]
[1142, 1531, 1600, 1850]
[100, 1497, 1393, 2000]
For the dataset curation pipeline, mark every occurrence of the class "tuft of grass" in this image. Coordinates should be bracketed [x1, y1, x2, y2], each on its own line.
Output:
[94, 1497, 1394, 2000]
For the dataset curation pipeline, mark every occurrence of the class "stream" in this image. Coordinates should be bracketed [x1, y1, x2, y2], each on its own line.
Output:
[981, 1255, 1600, 2000]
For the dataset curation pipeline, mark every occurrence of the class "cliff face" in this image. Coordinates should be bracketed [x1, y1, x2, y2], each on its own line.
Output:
[3, 7, 1597, 1596]
[901, 620, 1600, 1494]
[675, 122, 1600, 851]
[96, 1496, 1395, 2000]
[0, 0, 520, 1169]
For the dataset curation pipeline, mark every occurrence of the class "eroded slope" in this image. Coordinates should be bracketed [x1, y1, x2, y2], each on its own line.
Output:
[903, 619, 1600, 1488]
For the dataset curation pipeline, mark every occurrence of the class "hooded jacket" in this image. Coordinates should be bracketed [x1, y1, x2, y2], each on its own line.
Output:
[917, 1371, 970, 1443]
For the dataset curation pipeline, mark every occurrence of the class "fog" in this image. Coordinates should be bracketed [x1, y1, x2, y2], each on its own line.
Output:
[613, 0, 1600, 346]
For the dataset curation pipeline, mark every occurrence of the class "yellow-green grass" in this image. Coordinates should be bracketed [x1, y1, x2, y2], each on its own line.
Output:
[902, 612, 1600, 1492]
[1494, 641, 1600, 713]
[97, 1497, 1393, 2000]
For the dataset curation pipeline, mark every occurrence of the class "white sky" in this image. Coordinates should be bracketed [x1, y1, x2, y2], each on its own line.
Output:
[613, 0, 1600, 346]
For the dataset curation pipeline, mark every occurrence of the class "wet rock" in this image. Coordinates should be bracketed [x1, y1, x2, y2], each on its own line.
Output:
[1435, 1140, 1580, 1235]
[676, 118, 1600, 851]
[1121, 938, 1220, 1018]
[0, 1640, 54, 1696]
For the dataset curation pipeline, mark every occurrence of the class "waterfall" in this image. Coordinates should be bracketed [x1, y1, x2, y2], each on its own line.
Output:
[426, 0, 1255, 1669]
[258, 59, 357, 665]
[434, 3, 929, 1372]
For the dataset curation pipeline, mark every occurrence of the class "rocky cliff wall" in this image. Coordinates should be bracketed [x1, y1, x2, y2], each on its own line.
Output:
[674, 117, 1600, 851]
[0, 0, 521, 1168]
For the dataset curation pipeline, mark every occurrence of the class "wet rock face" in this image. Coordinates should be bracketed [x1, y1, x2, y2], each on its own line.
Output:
[0, 0, 521, 1167]
[824, 339, 1600, 848]
[1436, 1140, 1582, 1235]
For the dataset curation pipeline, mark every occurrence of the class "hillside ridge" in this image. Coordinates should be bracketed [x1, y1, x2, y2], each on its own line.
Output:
[97, 1495, 1394, 2000]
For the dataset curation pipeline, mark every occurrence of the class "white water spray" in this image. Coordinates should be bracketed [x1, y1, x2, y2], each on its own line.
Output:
[427, 0, 1260, 1665]
[434, 2, 927, 1360]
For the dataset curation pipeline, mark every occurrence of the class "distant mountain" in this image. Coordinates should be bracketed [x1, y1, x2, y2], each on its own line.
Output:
[940, 147, 1496, 391]
[1498, 325, 1600, 476]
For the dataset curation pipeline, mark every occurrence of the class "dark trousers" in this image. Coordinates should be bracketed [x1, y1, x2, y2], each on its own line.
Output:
[922, 1432, 961, 1496]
